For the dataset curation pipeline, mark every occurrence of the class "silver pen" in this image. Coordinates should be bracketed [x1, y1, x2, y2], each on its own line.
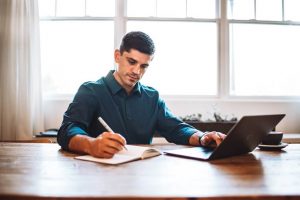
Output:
[98, 117, 128, 150]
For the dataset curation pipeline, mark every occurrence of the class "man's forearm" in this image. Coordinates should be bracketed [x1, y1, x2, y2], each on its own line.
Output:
[69, 134, 93, 154]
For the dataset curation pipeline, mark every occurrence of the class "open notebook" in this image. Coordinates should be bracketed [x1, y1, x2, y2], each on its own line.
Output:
[75, 145, 161, 165]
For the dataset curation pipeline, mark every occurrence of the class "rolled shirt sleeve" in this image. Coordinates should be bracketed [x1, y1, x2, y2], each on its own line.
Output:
[156, 98, 198, 145]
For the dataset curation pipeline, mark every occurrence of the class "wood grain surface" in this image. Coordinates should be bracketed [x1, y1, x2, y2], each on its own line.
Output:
[0, 142, 300, 200]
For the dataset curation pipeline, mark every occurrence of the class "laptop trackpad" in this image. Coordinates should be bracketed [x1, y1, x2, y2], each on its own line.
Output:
[164, 147, 215, 160]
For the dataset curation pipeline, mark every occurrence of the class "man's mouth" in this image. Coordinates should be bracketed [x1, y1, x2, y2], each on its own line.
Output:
[128, 75, 139, 82]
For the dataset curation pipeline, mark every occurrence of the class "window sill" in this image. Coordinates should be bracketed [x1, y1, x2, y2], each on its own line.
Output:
[283, 133, 300, 144]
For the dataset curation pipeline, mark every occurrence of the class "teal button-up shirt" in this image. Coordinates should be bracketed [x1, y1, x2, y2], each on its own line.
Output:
[57, 70, 198, 150]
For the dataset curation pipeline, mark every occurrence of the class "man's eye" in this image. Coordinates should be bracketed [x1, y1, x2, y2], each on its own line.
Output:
[128, 60, 136, 65]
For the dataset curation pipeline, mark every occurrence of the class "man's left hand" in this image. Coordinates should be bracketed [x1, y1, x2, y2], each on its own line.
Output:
[200, 131, 226, 147]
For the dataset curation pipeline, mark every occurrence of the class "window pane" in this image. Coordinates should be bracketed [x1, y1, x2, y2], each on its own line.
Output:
[86, 0, 115, 17]
[228, 0, 255, 20]
[38, 0, 56, 17]
[187, 0, 216, 19]
[157, 0, 186, 18]
[56, 0, 85, 17]
[40, 21, 114, 95]
[285, 0, 300, 21]
[127, 21, 218, 95]
[256, 0, 282, 21]
[230, 23, 300, 96]
[127, 0, 156, 17]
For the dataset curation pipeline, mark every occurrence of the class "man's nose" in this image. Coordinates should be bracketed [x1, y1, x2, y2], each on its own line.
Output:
[132, 65, 141, 74]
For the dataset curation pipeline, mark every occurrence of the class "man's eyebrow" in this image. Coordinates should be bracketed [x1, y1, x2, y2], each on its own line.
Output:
[126, 57, 137, 62]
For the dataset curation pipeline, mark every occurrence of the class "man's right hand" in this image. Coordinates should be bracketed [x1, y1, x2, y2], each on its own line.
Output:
[88, 132, 126, 158]
[68, 132, 127, 158]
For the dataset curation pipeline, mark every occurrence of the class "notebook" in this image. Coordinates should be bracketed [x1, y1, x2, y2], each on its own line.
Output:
[164, 114, 285, 161]
[75, 145, 161, 165]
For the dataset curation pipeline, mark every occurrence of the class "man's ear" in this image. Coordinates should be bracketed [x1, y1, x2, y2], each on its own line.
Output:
[114, 49, 121, 63]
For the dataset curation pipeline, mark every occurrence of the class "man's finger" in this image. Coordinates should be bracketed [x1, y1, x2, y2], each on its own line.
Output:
[216, 132, 226, 140]
[110, 134, 127, 145]
[103, 144, 122, 155]
[107, 139, 124, 151]
[101, 151, 115, 159]
[101, 132, 126, 146]
[200, 134, 211, 146]
[200, 131, 224, 146]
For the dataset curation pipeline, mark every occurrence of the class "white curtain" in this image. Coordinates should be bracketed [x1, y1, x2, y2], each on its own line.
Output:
[0, 0, 44, 140]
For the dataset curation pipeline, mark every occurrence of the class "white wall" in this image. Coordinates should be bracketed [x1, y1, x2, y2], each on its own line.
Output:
[44, 98, 300, 133]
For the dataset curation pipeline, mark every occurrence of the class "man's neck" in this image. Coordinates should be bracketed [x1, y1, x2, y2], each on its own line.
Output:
[113, 72, 133, 95]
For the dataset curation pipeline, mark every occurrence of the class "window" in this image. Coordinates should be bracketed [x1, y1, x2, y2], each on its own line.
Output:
[40, 21, 114, 95]
[39, 0, 218, 97]
[127, 0, 218, 95]
[39, 0, 300, 98]
[228, 0, 300, 96]
[39, 0, 114, 96]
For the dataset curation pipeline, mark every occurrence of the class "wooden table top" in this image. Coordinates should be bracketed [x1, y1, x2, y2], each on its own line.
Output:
[0, 142, 300, 200]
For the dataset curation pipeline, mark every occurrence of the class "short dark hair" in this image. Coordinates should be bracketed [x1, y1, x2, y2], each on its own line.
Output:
[119, 31, 155, 56]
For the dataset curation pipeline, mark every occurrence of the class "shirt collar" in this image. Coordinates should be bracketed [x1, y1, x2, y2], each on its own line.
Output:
[104, 70, 141, 96]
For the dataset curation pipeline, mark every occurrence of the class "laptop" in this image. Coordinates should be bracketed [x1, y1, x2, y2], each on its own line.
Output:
[164, 114, 285, 161]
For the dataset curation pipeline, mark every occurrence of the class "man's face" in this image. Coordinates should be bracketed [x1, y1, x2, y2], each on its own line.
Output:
[114, 49, 153, 93]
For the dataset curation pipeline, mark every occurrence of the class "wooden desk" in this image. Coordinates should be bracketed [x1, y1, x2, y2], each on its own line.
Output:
[1, 143, 300, 200]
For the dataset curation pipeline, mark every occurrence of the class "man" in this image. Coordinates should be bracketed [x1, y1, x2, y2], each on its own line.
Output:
[57, 31, 225, 158]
